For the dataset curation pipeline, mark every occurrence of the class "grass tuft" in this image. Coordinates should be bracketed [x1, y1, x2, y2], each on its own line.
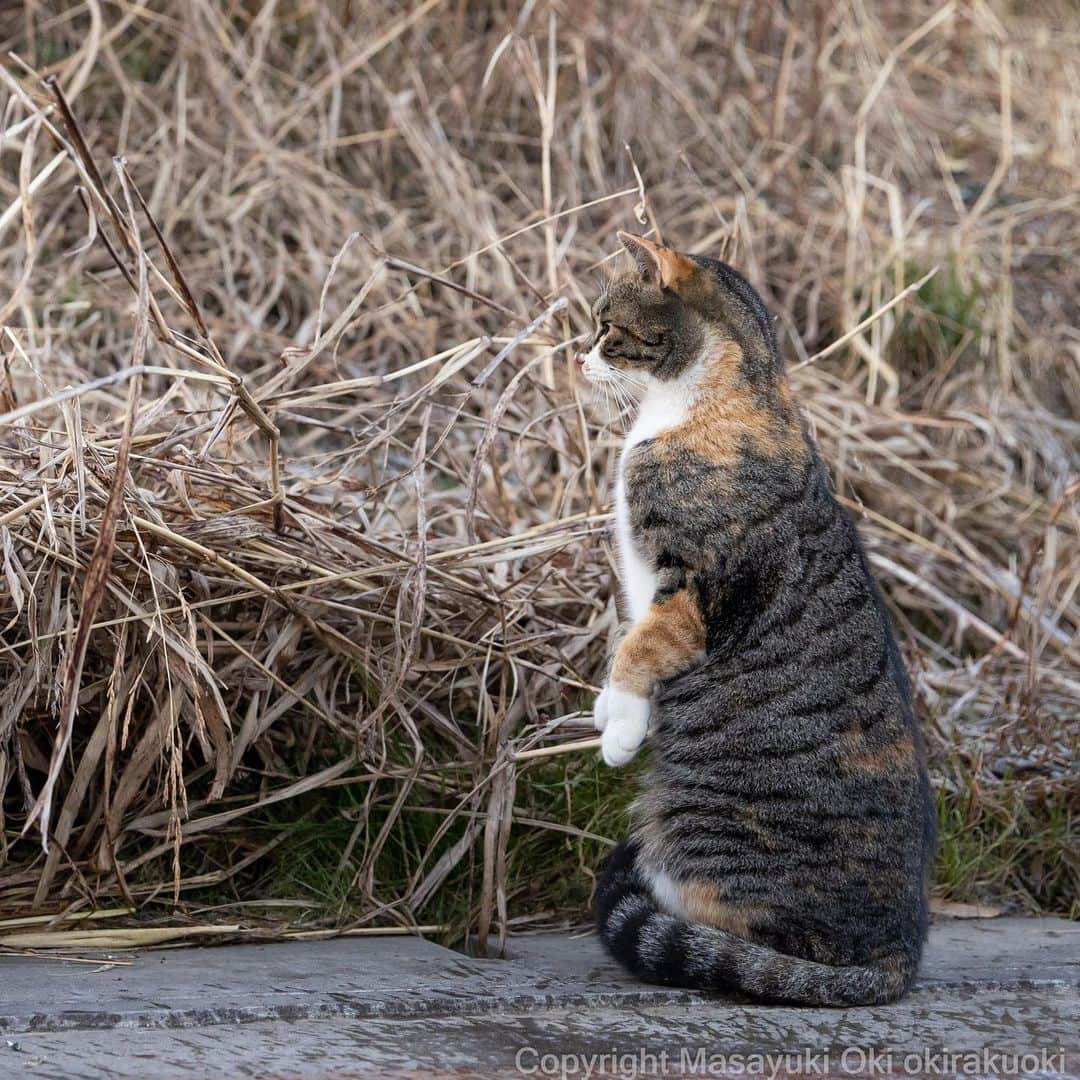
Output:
[0, 2, 1076, 934]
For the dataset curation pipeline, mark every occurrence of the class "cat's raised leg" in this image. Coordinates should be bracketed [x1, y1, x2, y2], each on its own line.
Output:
[598, 589, 705, 767]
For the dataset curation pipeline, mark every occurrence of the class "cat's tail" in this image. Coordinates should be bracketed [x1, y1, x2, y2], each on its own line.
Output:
[595, 839, 918, 1007]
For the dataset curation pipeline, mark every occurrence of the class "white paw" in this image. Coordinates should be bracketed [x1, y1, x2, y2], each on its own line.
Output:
[593, 685, 611, 732]
[599, 689, 651, 767]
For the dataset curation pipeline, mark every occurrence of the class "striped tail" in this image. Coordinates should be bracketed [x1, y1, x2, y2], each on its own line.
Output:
[595, 840, 917, 1007]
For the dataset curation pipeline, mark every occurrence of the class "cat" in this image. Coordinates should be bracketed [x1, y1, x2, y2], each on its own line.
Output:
[579, 232, 935, 1006]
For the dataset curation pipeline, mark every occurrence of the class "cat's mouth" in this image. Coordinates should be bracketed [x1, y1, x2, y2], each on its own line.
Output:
[577, 346, 648, 413]
[578, 343, 627, 384]
[576, 342, 608, 383]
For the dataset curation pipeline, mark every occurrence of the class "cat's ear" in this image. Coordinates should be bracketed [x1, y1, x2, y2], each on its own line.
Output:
[617, 232, 694, 290]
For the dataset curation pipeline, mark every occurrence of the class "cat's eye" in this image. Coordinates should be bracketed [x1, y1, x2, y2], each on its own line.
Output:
[622, 327, 662, 347]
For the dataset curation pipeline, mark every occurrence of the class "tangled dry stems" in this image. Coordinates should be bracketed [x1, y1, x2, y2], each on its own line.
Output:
[0, 1, 1076, 939]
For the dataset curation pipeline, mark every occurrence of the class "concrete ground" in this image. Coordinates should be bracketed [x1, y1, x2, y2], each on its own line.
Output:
[0, 917, 1076, 1079]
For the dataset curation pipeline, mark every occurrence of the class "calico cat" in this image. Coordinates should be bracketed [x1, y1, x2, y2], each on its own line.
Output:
[579, 233, 935, 1006]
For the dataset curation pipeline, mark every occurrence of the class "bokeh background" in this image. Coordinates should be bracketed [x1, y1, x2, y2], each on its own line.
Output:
[0, 1, 1076, 946]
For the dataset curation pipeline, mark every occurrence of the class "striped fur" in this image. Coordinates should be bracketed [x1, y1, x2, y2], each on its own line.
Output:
[583, 234, 935, 1007]
[595, 839, 917, 1006]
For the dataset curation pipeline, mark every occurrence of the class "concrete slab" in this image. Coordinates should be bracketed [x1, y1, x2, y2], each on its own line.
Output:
[4, 991, 1078, 1080]
[0, 933, 708, 1033]
[0, 917, 1077, 1078]
[504, 916, 1080, 994]
[2, 917, 1078, 1035]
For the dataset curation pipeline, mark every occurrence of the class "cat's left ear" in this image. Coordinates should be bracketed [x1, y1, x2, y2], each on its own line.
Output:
[617, 232, 694, 290]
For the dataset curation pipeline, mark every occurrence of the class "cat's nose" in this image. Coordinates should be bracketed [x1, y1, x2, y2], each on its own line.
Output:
[575, 351, 586, 366]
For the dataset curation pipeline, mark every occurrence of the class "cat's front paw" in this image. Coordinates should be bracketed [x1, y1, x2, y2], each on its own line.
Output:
[599, 689, 651, 767]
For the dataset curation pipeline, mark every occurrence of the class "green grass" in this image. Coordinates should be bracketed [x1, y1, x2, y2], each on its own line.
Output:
[159, 692, 1074, 929]
[170, 745, 1076, 933]
[117, 37, 168, 84]
[157, 689, 1079, 928]
[888, 262, 983, 385]
[935, 778, 1078, 918]
[502, 752, 638, 922]
[165, 747, 638, 938]
[33, 37, 70, 69]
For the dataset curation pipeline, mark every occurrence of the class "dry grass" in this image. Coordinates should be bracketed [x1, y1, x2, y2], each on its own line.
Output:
[0, 1, 1077, 944]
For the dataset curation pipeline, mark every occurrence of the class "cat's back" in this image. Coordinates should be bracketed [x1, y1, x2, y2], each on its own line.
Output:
[648, 441, 931, 874]
[641, 445, 933, 951]
[660, 445, 917, 751]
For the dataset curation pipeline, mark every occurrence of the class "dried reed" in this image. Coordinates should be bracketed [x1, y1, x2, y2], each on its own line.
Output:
[0, 1, 1076, 943]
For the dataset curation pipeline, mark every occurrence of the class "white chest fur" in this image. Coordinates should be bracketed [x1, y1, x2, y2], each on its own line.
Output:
[614, 376, 699, 623]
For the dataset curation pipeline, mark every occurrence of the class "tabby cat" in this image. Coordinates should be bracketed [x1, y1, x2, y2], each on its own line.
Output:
[579, 233, 935, 1006]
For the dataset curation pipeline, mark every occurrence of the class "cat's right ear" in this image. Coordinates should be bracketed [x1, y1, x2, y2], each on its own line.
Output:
[617, 232, 694, 291]
[618, 231, 664, 285]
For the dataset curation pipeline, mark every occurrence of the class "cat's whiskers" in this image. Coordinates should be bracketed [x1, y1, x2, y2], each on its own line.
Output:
[612, 369, 648, 397]
[604, 382, 633, 429]
[610, 386, 633, 429]
[581, 346, 648, 431]
[589, 376, 621, 429]
[606, 369, 648, 429]
[594, 379, 616, 421]
[592, 373, 630, 428]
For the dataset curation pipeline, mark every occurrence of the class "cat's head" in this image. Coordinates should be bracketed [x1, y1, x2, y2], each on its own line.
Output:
[579, 232, 781, 391]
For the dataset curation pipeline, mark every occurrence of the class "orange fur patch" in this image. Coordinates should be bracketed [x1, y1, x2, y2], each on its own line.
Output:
[611, 590, 705, 698]
[656, 249, 697, 290]
[676, 880, 758, 935]
[658, 342, 804, 465]
[839, 732, 915, 775]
